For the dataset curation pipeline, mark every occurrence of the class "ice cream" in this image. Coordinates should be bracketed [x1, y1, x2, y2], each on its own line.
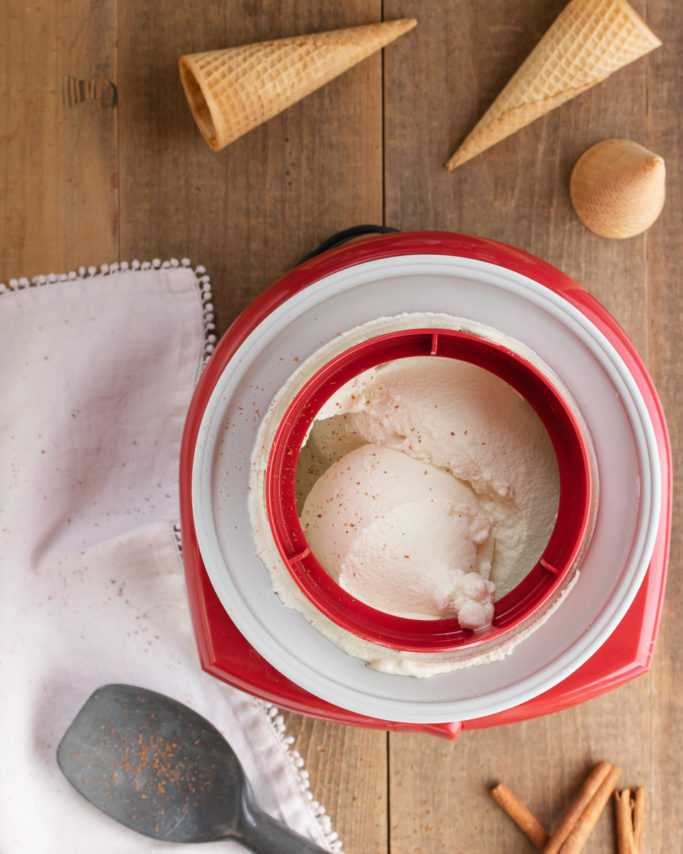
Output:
[300, 443, 497, 628]
[296, 356, 560, 627]
[248, 313, 572, 676]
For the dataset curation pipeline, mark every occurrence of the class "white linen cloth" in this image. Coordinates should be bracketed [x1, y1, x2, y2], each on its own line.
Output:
[0, 260, 341, 852]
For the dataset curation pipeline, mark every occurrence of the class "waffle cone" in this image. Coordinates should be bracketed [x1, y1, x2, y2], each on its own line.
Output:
[179, 18, 417, 151]
[446, 0, 661, 170]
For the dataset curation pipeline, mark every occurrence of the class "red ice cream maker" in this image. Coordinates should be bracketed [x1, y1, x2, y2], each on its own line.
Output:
[179, 229, 671, 739]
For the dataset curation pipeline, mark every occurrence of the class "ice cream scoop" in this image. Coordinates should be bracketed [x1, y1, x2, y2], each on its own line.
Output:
[297, 357, 560, 608]
[301, 443, 496, 628]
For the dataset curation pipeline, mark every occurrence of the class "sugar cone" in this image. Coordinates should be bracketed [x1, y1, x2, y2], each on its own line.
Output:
[446, 0, 661, 170]
[179, 18, 417, 151]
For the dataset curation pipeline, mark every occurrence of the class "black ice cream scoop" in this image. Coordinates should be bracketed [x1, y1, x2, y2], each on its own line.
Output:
[57, 683, 329, 852]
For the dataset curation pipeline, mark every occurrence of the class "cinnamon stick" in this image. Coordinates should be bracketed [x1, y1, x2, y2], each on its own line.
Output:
[542, 760, 613, 853]
[491, 782, 549, 850]
[615, 787, 646, 854]
[632, 788, 646, 851]
[559, 763, 622, 853]
[614, 789, 637, 854]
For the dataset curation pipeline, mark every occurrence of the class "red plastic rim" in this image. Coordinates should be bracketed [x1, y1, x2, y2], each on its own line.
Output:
[266, 327, 593, 652]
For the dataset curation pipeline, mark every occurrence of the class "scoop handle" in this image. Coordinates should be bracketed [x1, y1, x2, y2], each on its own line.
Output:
[237, 790, 330, 853]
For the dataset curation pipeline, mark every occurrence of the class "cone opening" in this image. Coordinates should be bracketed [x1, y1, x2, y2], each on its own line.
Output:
[179, 59, 218, 149]
[265, 328, 593, 653]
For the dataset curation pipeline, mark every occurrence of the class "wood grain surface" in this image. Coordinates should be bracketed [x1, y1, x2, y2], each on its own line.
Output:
[1, 1, 680, 851]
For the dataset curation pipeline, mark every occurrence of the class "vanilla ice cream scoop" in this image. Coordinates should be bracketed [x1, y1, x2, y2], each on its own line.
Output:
[300, 443, 496, 627]
[297, 356, 560, 599]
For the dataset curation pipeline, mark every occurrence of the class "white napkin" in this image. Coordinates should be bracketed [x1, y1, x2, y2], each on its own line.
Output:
[0, 260, 341, 853]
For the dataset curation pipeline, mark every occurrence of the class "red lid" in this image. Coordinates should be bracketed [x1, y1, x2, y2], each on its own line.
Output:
[266, 327, 593, 652]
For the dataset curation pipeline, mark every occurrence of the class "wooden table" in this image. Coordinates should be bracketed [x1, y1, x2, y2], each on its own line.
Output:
[2, 2, 680, 850]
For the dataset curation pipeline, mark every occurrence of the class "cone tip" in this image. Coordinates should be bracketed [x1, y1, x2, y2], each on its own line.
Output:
[395, 17, 418, 30]
[383, 17, 418, 37]
[445, 148, 470, 171]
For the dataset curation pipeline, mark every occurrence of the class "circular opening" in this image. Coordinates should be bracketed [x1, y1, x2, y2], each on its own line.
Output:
[266, 329, 592, 652]
[178, 59, 218, 149]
